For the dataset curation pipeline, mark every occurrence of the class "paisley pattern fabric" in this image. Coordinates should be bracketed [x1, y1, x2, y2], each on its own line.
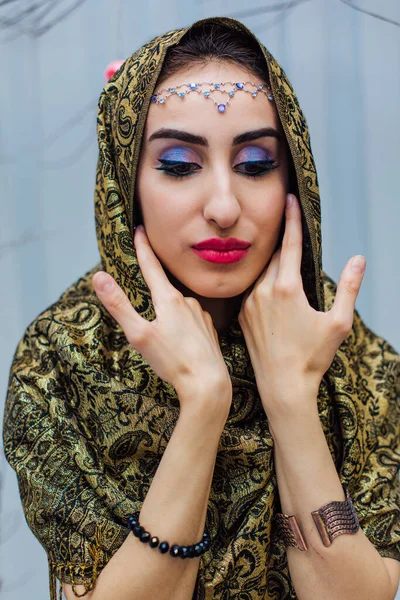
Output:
[3, 16, 400, 600]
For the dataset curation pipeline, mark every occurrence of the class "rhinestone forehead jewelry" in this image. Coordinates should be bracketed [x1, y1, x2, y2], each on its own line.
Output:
[150, 81, 274, 113]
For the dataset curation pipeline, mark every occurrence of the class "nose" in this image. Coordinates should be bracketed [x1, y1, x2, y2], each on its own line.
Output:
[203, 169, 241, 229]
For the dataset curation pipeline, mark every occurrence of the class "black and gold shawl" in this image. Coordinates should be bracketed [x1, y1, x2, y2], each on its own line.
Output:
[3, 16, 400, 600]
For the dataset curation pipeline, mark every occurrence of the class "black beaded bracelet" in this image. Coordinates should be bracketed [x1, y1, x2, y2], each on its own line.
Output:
[127, 512, 211, 559]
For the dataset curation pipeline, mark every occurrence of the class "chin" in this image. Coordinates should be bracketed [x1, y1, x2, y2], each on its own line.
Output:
[162, 261, 256, 298]
[180, 278, 250, 299]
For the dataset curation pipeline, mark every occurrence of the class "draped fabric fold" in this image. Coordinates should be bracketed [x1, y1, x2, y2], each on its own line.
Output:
[3, 16, 400, 600]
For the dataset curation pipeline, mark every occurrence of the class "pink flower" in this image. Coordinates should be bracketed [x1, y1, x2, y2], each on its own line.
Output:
[104, 60, 125, 82]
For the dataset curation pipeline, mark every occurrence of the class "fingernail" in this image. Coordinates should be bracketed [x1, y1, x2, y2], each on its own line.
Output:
[137, 224, 144, 232]
[351, 255, 366, 273]
[286, 194, 294, 208]
[94, 272, 113, 293]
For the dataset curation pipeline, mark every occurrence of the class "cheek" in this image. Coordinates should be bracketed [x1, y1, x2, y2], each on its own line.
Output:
[251, 177, 287, 226]
[248, 183, 286, 258]
[136, 171, 195, 237]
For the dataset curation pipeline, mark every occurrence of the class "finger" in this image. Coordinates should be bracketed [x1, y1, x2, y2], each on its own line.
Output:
[329, 255, 366, 327]
[259, 247, 281, 289]
[93, 271, 147, 344]
[276, 194, 303, 281]
[240, 284, 253, 313]
[135, 226, 179, 306]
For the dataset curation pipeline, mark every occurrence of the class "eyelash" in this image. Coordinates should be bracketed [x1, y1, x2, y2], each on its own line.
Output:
[155, 159, 278, 180]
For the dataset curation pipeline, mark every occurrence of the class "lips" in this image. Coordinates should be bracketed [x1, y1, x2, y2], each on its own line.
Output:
[192, 238, 251, 251]
[192, 248, 250, 264]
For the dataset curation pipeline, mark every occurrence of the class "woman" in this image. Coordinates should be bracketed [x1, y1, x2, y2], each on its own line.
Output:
[3, 16, 400, 600]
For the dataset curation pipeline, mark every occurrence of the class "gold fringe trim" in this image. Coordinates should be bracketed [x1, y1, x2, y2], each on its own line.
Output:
[48, 528, 103, 600]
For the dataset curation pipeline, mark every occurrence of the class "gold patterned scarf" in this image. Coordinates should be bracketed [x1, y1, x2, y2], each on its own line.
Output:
[3, 16, 400, 600]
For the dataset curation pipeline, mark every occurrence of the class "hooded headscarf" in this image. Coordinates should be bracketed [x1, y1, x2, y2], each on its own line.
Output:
[3, 16, 400, 600]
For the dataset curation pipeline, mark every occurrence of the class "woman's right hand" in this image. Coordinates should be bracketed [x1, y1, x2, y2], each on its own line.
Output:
[92, 225, 232, 416]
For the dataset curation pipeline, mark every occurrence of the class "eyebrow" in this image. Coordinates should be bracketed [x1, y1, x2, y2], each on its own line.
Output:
[147, 126, 282, 146]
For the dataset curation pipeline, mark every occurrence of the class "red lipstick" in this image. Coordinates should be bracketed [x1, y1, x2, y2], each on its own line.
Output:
[192, 237, 251, 264]
[193, 238, 250, 251]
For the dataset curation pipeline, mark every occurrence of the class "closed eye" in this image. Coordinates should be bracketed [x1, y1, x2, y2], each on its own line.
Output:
[234, 159, 278, 178]
[155, 159, 278, 180]
[155, 160, 200, 178]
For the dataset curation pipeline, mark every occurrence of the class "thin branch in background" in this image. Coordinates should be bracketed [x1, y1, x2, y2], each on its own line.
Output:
[229, 0, 313, 34]
[0, 1, 47, 36]
[0, 0, 23, 7]
[0, 0, 90, 37]
[0, 4, 38, 29]
[36, 0, 89, 36]
[340, 0, 400, 28]
[0, 229, 58, 260]
[229, 0, 312, 20]
[0, 231, 43, 260]
[0, 7, 30, 38]
[33, 0, 63, 28]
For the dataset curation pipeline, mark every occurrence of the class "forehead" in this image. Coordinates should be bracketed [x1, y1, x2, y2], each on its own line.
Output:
[144, 62, 282, 141]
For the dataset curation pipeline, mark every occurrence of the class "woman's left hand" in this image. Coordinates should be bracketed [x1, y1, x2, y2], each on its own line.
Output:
[238, 193, 366, 417]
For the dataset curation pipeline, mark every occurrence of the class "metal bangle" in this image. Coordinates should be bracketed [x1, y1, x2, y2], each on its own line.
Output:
[274, 513, 308, 551]
[311, 486, 360, 547]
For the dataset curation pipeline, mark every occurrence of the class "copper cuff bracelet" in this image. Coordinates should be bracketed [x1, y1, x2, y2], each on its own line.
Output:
[311, 486, 360, 547]
[274, 486, 360, 550]
[274, 513, 308, 551]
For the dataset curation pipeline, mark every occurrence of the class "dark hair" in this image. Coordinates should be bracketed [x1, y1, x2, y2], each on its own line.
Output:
[157, 22, 270, 86]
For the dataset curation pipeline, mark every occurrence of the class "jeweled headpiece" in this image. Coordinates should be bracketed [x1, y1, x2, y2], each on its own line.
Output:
[150, 81, 274, 113]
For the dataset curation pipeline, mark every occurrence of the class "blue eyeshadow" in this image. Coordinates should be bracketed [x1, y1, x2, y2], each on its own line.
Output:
[159, 147, 194, 161]
[237, 147, 272, 162]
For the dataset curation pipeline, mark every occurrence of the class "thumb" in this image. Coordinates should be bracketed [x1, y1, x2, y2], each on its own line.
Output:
[93, 271, 148, 346]
[329, 255, 366, 329]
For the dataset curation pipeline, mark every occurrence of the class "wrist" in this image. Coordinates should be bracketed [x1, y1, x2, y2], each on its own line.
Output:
[177, 387, 231, 432]
[259, 377, 320, 418]
[268, 406, 322, 443]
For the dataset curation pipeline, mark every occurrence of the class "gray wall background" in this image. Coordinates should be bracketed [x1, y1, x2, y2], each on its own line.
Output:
[1, 0, 399, 597]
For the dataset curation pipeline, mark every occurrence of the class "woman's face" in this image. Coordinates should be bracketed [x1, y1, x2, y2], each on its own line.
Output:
[136, 61, 289, 299]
